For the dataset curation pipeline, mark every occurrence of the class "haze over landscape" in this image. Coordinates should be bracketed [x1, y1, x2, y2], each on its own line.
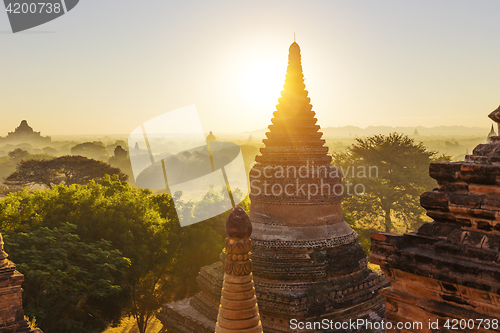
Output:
[1, 0, 500, 136]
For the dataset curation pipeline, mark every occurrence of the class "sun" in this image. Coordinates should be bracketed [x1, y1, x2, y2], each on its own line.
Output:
[241, 61, 285, 110]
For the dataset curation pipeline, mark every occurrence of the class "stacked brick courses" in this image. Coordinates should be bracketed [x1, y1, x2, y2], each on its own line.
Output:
[0, 233, 40, 333]
[371, 118, 500, 332]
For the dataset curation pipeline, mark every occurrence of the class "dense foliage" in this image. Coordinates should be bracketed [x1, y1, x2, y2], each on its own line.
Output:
[2, 224, 129, 333]
[0, 176, 233, 333]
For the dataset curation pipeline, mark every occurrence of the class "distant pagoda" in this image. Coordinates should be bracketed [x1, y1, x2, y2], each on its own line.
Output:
[487, 105, 500, 144]
[158, 41, 388, 333]
[487, 124, 496, 143]
[206, 131, 217, 143]
[1, 120, 50, 144]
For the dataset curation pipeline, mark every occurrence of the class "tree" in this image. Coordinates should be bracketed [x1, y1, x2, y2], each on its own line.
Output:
[333, 133, 450, 237]
[2, 223, 130, 333]
[126, 187, 233, 333]
[8, 148, 30, 162]
[0, 176, 229, 333]
[0, 177, 168, 332]
[0, 149, 53, 189]
[4, 155, 128, 189]
[42, 146, 58, 155]
[71, 141, 108, 160]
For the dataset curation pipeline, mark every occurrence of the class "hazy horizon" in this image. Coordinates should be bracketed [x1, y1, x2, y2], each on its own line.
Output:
[2, 1, 500, 135]
[0, 123, 493, 138]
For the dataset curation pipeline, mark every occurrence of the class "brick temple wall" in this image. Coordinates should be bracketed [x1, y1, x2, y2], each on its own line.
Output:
[370, 138, 500, 333]
[0, 233, 41, 333]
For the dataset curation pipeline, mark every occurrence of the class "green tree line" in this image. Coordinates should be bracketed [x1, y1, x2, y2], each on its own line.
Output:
[0, 175, 243, 333]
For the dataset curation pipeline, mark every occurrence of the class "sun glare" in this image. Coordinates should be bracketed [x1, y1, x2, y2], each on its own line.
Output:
[241, 61, 285, 111]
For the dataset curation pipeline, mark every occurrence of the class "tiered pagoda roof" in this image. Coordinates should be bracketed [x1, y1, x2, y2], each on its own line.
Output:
[158, 40, 388, 333]
[256, 42, 331, 166]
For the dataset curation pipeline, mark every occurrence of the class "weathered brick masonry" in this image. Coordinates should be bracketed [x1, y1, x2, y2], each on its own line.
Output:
[0, 233, 41, 333]
[371, 110, 500, 333]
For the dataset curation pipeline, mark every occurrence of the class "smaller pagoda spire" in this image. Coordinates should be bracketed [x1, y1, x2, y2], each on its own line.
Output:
[488, 104, 500, 138]
[215, 207, 263, 333]
[487, 124, 497, 143]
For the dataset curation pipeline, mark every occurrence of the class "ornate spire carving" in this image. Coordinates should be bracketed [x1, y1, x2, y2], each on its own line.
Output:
[215, 207, 262, 333]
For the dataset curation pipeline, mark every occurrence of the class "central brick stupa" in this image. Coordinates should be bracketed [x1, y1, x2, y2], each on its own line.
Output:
[158, 41, 388, 333]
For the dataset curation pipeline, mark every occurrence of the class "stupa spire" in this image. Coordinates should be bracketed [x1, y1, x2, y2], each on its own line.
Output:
[215, 207, 263, 333]
[488, 104, 500, 136]
[256, 41, 330, 165]
[156, 40, 388, 333]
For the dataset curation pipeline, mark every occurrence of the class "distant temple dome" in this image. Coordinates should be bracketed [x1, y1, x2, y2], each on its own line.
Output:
[1, 120, 51, 144]
[206, 131, 217, 142]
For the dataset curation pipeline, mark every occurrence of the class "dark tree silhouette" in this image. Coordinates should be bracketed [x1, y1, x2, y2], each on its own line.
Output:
[5, 155, 128, 189]
[8, 148, 30, 162]
[71, 141, 107, 159]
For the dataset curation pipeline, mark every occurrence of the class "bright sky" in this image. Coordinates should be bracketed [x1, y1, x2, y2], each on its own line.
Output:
[1, 0, 499, 136]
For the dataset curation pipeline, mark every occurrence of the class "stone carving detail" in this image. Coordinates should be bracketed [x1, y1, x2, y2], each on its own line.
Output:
[224, 238, 253, 276]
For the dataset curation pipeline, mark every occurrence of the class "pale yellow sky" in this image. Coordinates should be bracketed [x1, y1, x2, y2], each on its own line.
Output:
[1, 0, 499, 136]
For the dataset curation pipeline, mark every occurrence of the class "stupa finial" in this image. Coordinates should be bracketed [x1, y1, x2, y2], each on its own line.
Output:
[215, 207, 262, 333]
[488, 104, 500, 141]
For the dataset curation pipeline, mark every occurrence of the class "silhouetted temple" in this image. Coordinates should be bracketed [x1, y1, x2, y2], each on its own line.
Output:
[0, 120, 50, 144]
[487, 124, 497, 143]
[0, 233, 41, 333]
[371, 108, 500, 332]
[158, 41, 388, 332]
[207, 131, 217, 143]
